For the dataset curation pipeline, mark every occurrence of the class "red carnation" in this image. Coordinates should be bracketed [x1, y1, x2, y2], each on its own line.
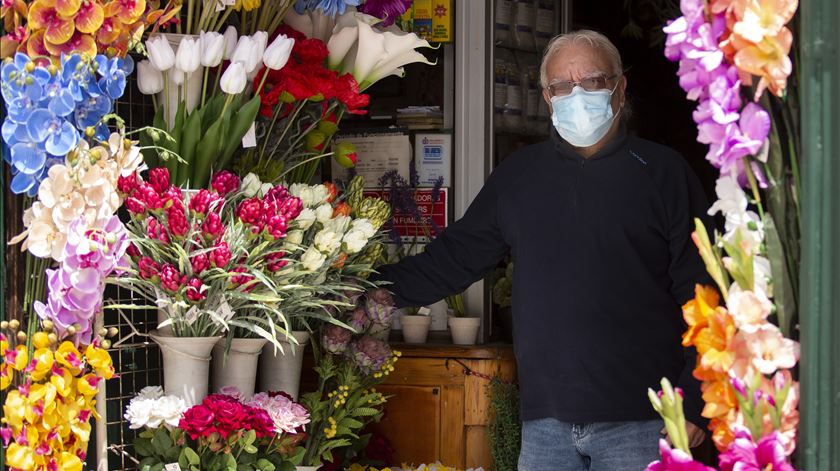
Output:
[185, 277, 206, 302]
[125, 196, 146, 215]
[146, 217, 170, 243]
[201, 211, 225, 240]
[211, 171, 240, 196]
[179, 405, 216, 439]
[188, 189, 220, 215]
[334, 73, 370, 114]
[294, 38, 329, 65]
[138, 257, 160, 280]
[162, 186, 184, 210]
[210, 241, 232, 268]
[166, 207, 189, 238]
[148, 167, 171, 194]
[191, 253, 210, 275]
[265, 251, 288, 272]
[137, 183, 163, 210]
[117, 174, 140, 194]
[159, 263, 185, 292]
[264, 214, 289, 239]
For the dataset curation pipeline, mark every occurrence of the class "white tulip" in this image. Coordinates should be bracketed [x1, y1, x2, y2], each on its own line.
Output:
[263, 34, 294, 70]
[222, 25, 238, 60]
[314, 230, 342, 254]
[240, 172, 262, 197]
[310, 184, 330, 206]
[220, 62, 247, 94]
[295, 208, 317, 230]
[324, 215, 350, 234]
[301, 247, 326, 271]
[170, 67, 186, 86]
[146, 35, 176, 71]
[200, 31, 225, 67]
[342, 229, 369, 254]
[231, 36, 262, 73]
[351, 218, 376, 238]
[315, 204, 333, 223]
[290, 184, 316, 207]
[137, 60, 164, 94]
[250, 31, 269, 73]
[175, 35, 201, 74]
[286, 230, 304, 246]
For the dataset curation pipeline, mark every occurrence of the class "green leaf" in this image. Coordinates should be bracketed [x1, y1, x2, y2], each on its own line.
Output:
[350, 407, 381, 417]
[339, 417, 364, 430]
[218, 95, 261, 170]
[243, 444, 258, 454]
[178, 109, 202, 187]
[184, 447, 201, 466]
[256, 459, 276, 471]
[202, 93, 227, 133]
[134, 437, 154, 457]
[168, 102, 187, 184]
[243, 429, 257, 446]
[193, 109, 227, 187]
[765, 215, 794, 336]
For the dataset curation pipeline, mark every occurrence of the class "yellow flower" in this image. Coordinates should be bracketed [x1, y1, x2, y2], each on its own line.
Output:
[681, 285, 720, 348]
[84, 344, 114, 379]
[3, 389, 27, 429]
[234, 0, 261, 11]
[6, 442, 36, 470]
[32, 331, 51, 349]
[76, 373, 101, 397]
[8, 344, 29, 371]
[30, 347, 55, 382]
[50, 366, 76, 397]
[59, 451, 84, 471]
[55, 341, 84, 375]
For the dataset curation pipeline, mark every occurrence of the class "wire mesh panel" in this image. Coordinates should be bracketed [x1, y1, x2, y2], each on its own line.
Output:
[102, 68, 161, 471]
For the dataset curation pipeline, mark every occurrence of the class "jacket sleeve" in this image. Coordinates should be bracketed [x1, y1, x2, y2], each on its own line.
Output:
[667, 159, 715, 429]
[374, 178, 509, 308]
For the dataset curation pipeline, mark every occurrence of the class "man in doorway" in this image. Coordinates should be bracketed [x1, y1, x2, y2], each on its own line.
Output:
[375, 30, 709, 470]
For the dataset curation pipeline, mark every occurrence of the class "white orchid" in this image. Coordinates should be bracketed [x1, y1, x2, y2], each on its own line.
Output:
[327, 12, 435, 90]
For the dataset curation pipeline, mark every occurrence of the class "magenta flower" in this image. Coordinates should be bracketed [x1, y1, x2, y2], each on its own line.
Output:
[211, 170, 240, 196]
[646, 439, 715, 471]
[358, 0, 412, 26]
[148, 167, 171, 194]
[718, 429, 795, 471]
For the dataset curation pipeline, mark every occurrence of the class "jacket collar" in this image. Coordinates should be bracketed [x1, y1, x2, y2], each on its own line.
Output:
[551, 123, 629, 163]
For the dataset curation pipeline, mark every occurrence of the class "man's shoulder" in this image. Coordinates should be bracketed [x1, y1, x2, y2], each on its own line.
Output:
[497, 140, 554, 172]
[626, 136, 688, 169]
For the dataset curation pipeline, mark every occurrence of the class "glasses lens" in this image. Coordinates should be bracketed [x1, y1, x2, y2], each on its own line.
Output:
[581, 76, 609, 91]
[550, 81, 574, 96]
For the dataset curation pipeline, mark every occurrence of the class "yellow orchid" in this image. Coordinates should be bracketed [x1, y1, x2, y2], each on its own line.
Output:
[55, 341, 84, 375]
[50, 366, 77, 397]
[59, 451, 84, 471]
[30, 347, 55, 382]
[76, 373, 101, 397]
[7, 344, 29, 371]
[2, 389, 27, 429]
[1, 332, 9, 356]
[84, 343, 115, 379]
[6, 442, 36, 470]
[1, 364, 12, 390]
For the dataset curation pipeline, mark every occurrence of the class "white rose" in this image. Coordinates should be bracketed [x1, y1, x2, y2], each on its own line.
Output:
[325, 215, 350, 234]
[155, 395, 188, 428]
[342, 229, 369, 254]
[311, 184, 330, 206]
[301, 247, 326, 271]
[124, 398, 154, 429]
[314, 230, 342, 254]
[315, 204, 333, 223]
[241, 173, 262, 197]
[286, 229, 304, 245]
[137, 386, 165, 400]
[290, 183, 316, 207]
[295, 208, 316, 230]
[351, 218, 376, 238]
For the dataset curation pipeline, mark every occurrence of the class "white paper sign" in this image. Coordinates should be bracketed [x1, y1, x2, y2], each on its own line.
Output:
[332, 130, 411, 185]
[241, 122, 257, 148]
[164, 463, 182, 471]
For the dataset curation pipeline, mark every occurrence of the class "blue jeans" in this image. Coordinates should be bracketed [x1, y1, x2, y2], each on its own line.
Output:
[518, 418, 663, 471]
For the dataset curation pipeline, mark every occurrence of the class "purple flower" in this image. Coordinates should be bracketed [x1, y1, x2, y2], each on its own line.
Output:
[322, 324, 353, 354]
[718, 429, 795, 471]
[349, 336, 391, 374]
[347, 307, 370, 332]
[249, 392, 310, 434]
[646, 439, 715, 471]
[365, 288, 396, 325]
[358, 0, 412, 26]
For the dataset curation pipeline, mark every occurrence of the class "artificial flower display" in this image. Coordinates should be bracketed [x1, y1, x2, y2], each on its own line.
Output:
[650, 1, 801, 469]
[1, 53, 133, 195]
[1, 322, 116, 471]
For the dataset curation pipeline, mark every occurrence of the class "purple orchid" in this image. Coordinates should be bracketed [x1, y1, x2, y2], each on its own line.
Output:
[646, 439, 716, 471]
[718, 429, 795, 471]
[33, 216, 128, 345]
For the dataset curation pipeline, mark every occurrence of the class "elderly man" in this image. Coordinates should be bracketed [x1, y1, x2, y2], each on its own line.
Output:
[375, 30, 709, 469]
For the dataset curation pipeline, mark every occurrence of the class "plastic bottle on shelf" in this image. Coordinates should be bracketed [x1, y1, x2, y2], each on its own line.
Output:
[534, 0, 555, 51]
[501, 48, 523, 130]
[513, 0, 536, 51]
[494, 0, 515, 47]
[523, 54, 542, 134]
[493, 47, 509, 131]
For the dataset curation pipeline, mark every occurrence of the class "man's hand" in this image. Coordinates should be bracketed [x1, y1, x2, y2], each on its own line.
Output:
[661, 422, 706, 448]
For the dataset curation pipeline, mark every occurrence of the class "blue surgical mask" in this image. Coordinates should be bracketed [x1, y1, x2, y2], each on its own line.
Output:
[550, 83, 619, 147]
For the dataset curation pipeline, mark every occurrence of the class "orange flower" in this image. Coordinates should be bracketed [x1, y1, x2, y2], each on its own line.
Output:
[733, 27, 793, 99]
[710, 417, 737, 451]
[682, 284, 721, 347]
[28, 0, 76, 45]
[694, 309, 737, 380]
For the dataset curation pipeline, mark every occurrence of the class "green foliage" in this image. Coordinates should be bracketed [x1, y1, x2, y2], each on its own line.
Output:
[487, 379, 521, 471]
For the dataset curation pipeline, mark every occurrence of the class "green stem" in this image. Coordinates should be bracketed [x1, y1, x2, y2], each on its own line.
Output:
[187, 0, 194, 37]
[201, 67, 209, 108]
[745, 158, 766, 221]
[278, 152, 334, 181]
[258, 103, 284, 167]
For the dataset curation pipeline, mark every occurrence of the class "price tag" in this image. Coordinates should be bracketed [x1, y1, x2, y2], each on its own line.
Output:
[164, 463, 182, 471]
[241, 122, 257, 148]
[214, 0, 226, 12]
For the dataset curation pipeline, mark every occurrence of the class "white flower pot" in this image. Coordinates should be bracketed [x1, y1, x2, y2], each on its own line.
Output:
[258, 331, 310, 400]
[211, 337, 268, 399]
[156, 33, 204, 128]
[448, 317, 481, 345]
[156, 309, 172, 335]
[149, 329, 221, 406]
[401, 315, 432, 344]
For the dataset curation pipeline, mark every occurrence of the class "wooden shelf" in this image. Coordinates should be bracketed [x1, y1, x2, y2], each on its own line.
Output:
[389, 342, 515, 361]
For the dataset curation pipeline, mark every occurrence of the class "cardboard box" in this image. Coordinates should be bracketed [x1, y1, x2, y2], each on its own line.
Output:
[414, 133, 452, 187]
[431, 0, 453, 42]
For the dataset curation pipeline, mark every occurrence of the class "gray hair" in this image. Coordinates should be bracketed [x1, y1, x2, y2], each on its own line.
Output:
[539, 30, 623, 88]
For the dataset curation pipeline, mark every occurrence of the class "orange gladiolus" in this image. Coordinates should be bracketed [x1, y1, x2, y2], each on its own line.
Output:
[681, 284, 720, 347]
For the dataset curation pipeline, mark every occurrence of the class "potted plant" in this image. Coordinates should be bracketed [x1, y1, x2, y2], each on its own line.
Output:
[447, 293, 481, 346]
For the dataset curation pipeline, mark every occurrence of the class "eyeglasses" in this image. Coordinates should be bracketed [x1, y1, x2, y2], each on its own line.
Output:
[546, 74, 618, 97]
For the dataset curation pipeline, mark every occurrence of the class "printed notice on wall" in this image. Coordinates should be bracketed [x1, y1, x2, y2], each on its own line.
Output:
[332, 130, 411, 185]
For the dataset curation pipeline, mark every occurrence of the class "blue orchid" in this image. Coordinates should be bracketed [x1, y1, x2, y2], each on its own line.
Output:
[294, 0, 361, 17]
[1, 52, 126, 195]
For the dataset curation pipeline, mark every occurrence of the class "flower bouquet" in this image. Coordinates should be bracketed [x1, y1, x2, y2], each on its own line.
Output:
[297, 288, 400, 468]
[128, 386, 311, 471]
[647, 0, 801, 469]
